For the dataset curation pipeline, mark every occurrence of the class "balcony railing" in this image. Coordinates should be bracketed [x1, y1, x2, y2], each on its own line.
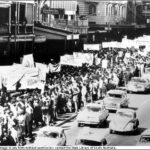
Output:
[41, 19, 89, 33]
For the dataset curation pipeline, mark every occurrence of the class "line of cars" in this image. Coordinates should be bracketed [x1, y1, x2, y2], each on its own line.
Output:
[28, 85, 150, 147]
[76, 89, 140, 146]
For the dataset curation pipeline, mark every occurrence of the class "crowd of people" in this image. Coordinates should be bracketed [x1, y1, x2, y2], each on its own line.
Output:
[0, 45, 149, 146]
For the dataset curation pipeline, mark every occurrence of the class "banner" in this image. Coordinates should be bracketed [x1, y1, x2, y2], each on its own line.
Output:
[22, 54, 35, 68]
[36, 63, 48, 81]
[48, 63, 61, 73]
[84, 44, 100, 51]
[60, 54, 82, 67]
[73, 52, 94, 66]
[0, 65, 26, 90]
[20, 67, 45, 91]
[20, 76, 40, 90]
[102, 59, 108, 69]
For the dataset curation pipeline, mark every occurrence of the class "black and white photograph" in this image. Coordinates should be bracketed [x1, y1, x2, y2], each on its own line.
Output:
[0, 0, 150, 149]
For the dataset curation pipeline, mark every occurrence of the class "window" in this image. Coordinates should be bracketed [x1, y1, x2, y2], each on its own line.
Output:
[64, 15, 67, 20]
[54, 14, 59, 19]
[42, 14, 48, 22]
[71, 15, 74, 20]
[89, 4, 96, 15]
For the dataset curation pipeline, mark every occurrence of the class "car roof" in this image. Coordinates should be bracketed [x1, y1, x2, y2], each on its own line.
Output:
[38, 126, 63, 134]
[86, 103, 102, 108]
[117, 108, 135, 114]
[131, 77, 147, 81]
[107, 90, 126, 95]
[76, 128, 107, 142]
[141, 129, 150, 136]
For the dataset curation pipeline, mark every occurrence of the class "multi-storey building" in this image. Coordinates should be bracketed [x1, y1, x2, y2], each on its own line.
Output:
[0, 0, 45, 64]
[34, 0, 88, 34]
[34, 0, 89, 60]
[77, 0, 128, 25]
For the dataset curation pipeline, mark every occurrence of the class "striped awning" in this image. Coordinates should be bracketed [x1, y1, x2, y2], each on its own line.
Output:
[50, 0, 77, 11]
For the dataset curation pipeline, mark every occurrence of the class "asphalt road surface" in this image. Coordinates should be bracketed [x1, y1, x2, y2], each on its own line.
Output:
[61, 93, 150, 146]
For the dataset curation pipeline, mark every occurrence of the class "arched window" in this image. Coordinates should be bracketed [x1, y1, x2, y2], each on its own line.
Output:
[89, 4, 96, 15]
[108, 4, 111, 16]
[76, 5, 79, 15]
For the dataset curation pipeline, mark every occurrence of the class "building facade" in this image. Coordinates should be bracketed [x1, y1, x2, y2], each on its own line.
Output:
[77, 0, 128, 25]
[0, 0, 45, 64]
[34, 0, 88, 34]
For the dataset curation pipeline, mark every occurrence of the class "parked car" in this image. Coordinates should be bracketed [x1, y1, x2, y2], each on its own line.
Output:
[126, 77, 150, 93]
[103, 90, 129, 111]
[33, 126, 66, 146]
[136, 128, 150, 146]
[109, 109, 139, 134]
[75, 127, 108, 146]
[77, 103, 109, 127]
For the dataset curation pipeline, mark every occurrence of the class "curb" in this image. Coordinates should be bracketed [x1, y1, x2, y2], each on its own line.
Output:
[56, 114, 77, 127]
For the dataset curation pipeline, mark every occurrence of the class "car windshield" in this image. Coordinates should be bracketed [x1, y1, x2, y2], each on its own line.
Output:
[117, 111, 133, 118]
[76, 139, 101, 146]
[86, 106, 101, 112]
[39, 131, 59, 138]
[131, 79, 146, 83]
[108, 93, 122, 98]
[140, 136, 150, 143]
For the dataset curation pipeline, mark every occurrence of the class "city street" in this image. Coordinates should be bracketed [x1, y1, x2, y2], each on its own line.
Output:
[60, 93, 150, 146]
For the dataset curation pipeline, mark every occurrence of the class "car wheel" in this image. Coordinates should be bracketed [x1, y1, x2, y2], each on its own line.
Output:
[78, 123, 81, 127]
[129, 91, 132, 94]
[103, 119, 107, 127]
[64, 141, 66, 146]
[109, 129, 113, 134]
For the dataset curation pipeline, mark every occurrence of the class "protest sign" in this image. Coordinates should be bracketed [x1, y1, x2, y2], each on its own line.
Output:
[84, 44, 100, 51]
[73, 52, 94, 66]
[22, 54, 35, 68]
[102, 59, 108, 69]
[60, 54, 82, 67]
[48, 63, 61, 73]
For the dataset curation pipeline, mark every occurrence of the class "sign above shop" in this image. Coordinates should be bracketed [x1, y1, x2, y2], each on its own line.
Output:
[41, 5, 64, 15]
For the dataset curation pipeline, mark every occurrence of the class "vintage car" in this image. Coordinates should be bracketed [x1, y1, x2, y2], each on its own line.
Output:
[77, 103, 109, 127]
[75, 127, 108, 146]
[109, 109, 139, 134]
[126, 77, 150, 93]
[33, 126, 66, 146]
[136, 128, 150, 146]
[103, 90, 129, 111]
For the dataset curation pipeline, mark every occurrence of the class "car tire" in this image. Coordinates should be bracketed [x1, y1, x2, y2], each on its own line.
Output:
[103, 119, 107, 127]
[78, 123, 81, 127]
[63, 141, 66, 146]
[129, 91, 132, 94]
[109, 129, 113, 134]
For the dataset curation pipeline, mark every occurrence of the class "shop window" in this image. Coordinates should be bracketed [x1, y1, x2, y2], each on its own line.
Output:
[42, 14, 48, 22]
[89, 4, 96, 15]
[64, 15, 68, 20]
[54, 14, 59, 19]
[19, 3, 26, 24]
[71, 15, 74, 20]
